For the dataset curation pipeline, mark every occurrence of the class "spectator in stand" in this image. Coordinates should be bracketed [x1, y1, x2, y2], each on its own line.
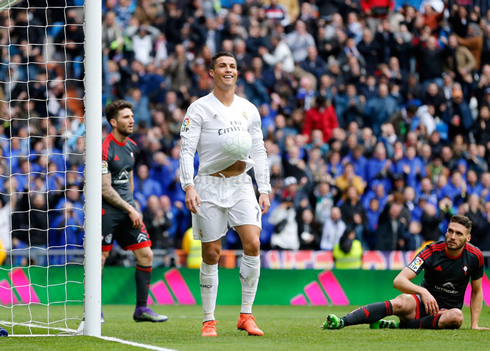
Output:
[376, 200, 408, 251]
[297, 207, 322, 250]
[134, 164, 163, 211]
[442, 87, 472, 140]
[320, 207, 346, 251]
[302, 95, 338, 143]
[364, 83, 399, 136]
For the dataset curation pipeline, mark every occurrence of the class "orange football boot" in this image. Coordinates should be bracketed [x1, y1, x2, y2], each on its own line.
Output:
[237, 314, 264, 336]
[201, 320, 218, 337]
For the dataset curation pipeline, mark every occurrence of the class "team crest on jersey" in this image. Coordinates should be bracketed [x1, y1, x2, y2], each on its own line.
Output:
[408, 257, 424, 272]
[463, 265, 468, 276]
[242, 111, 248, 120]
[105, 234, 113, 244]
[130, 151, 134, 160]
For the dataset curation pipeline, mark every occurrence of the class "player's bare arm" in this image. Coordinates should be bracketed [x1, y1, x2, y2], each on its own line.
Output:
[184, 185, 200, 214]
[129, 170, 134, 193]
[102, 172, 142, 228]
[470, 278, 490, 330]
[394, 267, 439, 315]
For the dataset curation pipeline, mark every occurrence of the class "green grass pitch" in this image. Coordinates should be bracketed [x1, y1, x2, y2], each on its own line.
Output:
[2, 305, 490, 350]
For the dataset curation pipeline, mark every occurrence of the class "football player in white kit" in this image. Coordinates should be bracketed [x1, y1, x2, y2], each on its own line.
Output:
[179, 52, 271, 337]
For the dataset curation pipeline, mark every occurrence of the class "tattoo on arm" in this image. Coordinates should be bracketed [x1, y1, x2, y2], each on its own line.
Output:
[102, 173, 133, 213]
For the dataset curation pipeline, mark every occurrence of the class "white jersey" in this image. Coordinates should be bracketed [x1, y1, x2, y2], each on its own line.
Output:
[179, 93, 271, 194]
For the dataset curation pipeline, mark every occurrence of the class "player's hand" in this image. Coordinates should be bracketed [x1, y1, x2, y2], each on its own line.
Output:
[471, 326, 490, 330]
[259, 193, 270, 215]
[421, 289, 439, 316]
[185, 186, 201, 214]
[128, 208, 143, 229]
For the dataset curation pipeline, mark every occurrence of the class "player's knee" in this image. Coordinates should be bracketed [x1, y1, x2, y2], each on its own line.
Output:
[243, 236, 260, 254]
[390, 296, 406, 313]
[441, 309, 463, 329]
[202, 247, 221, 264]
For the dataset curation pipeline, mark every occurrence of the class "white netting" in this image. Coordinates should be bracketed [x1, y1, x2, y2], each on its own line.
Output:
[0, 0, 86, 335]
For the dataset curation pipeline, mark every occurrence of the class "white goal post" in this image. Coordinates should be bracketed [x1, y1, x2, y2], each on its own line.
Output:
[0, 0, 102, 337]
[84, 0, 102, 337]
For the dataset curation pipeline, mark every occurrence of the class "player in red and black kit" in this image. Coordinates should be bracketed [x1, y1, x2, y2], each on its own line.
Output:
[102, 100, 167, 323]
[323, 215, 490, 330]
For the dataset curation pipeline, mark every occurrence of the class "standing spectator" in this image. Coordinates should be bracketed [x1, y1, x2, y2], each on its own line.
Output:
[364, 83, 399, 136]
[441, 88, 472, 141]
[286, 20, 316, 63]
[320, 207, 346, 251]
[375, 202, 408, 251]
[302, 95, 338, 143]
[269, 199, 299, 250]
[357, 28, 381, 75]
[336, 164, 365, 198]
[297, 208, 322, 250]
[143, 195, 173, 249]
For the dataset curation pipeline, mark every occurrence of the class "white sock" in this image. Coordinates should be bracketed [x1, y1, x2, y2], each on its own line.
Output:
[200, 262, 218, 322]
[239, 254, 260, 314]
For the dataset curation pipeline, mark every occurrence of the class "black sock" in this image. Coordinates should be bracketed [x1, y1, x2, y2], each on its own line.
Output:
[399, 314, 441, 329]
[342, 301, 393, 326]
[135, 265, 152, 307]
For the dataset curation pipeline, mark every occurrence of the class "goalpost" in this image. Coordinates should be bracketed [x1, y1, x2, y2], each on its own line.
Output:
[0, 0, 101, 337]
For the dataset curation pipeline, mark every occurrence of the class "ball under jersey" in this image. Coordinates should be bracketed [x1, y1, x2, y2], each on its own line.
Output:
[102, 133, 138, 215]
[179, 93, 271, 194]
[407, 241, 484, 309]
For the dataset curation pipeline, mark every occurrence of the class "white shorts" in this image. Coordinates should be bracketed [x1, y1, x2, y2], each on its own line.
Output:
[192, 173, 262, 242]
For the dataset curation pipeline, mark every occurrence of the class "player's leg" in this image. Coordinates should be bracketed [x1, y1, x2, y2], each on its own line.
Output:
[323, 294, 416, 329]
[229, 191, 264, 336]
[117, 219, 166, 323]
[399, 307, 463, 330]
[101, 213, 118, 324]
[193, 200, 228, 336]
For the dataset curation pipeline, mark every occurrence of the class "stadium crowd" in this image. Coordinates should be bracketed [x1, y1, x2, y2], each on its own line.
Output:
[2, 0, 490, 265]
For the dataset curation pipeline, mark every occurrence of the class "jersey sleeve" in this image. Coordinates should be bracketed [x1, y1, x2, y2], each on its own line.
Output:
[407, 245, 432, 275]
[470, 247, 484, 281]
[102, 140, 112, 175]
[248, 108, 271, 194]
[179, 103, 203, 191]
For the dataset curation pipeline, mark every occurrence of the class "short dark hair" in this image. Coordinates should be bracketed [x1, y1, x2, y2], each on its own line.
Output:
[450, 214, 472, 233]
[210, 51, 236, 70]
[105, 100, 133, 124]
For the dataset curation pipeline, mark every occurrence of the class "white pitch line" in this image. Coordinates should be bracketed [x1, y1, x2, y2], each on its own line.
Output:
[97, 336, 177, 351]
[1, 319, 177, 350]
[0, 320, 76, 334]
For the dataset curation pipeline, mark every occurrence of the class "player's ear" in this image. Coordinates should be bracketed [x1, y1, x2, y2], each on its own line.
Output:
[209, 68, 214, 78]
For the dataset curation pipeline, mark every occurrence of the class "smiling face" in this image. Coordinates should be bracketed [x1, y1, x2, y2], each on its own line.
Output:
[209, 55, 238, 92]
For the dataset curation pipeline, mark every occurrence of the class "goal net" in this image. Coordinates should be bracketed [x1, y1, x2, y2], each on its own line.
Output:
[0, 0, 101, 336]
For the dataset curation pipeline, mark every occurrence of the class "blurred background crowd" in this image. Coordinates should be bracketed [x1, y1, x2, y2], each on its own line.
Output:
[2, 0, 490, 266]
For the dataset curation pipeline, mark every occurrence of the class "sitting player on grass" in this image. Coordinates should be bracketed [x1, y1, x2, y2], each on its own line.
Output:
[322, 215, 490, 330]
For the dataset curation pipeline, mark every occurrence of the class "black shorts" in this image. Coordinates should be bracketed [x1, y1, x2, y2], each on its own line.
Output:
[411, 294, 449, 320]
[102, 211, 151, 251]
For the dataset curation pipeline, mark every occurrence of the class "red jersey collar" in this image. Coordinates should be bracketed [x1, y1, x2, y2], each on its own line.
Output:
[110, 132, 127, 146]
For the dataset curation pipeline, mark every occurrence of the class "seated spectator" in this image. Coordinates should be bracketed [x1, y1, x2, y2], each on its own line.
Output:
[134, 164, 163, 211]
